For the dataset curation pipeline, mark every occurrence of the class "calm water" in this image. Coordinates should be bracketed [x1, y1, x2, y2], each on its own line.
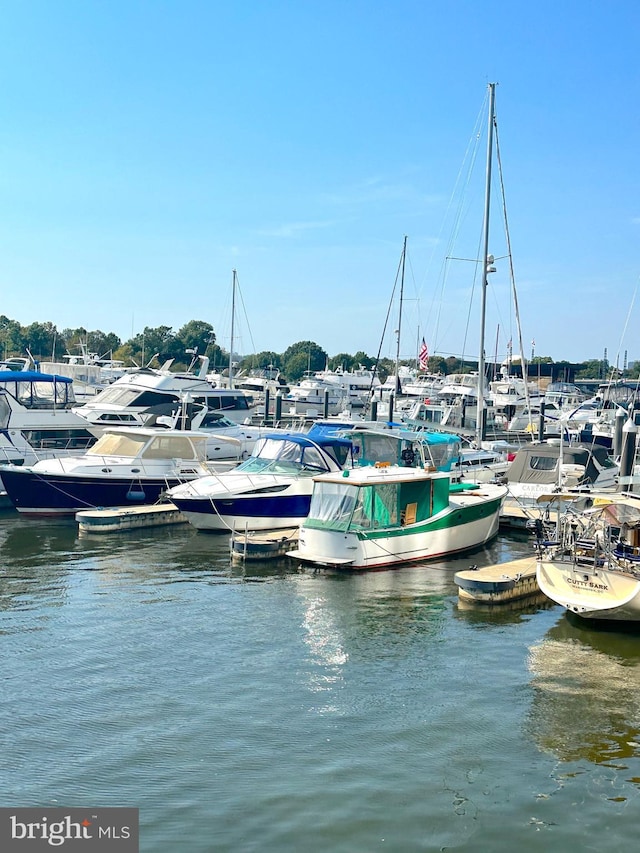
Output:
[2, 513, 640, 852]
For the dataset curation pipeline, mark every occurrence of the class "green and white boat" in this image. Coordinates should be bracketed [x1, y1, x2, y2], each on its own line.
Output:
[287, 465, 507, 570]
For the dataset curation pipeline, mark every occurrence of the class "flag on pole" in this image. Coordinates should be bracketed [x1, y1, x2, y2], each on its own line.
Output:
[419, 338, 429, 370]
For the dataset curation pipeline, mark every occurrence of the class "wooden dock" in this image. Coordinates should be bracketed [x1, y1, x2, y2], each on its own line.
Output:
[454, 556, 540, 605]
[76, 502, 188, 534]
[231, 527, 299, 562]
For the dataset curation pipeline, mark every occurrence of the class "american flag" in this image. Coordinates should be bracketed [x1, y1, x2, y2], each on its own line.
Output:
[419, 338, 429, 369]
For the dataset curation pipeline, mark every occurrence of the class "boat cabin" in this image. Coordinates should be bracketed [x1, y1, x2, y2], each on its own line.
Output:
[85, 428, 210, 462]
[303, 468, 451, 533]
[0, 370, 77, 408]
[236, 432, 353, 476]
[341, 428, 461, 472]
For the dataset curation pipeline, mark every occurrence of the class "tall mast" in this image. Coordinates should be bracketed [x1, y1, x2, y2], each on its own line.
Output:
[229, 269, 237, 389]
[476, 82, 496, 446]
[395, 236, 407, 394]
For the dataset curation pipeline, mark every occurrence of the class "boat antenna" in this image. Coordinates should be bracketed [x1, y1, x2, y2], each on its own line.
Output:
[476, 82, 496, 447]
[229, 269, 237, 390]
[395, 235, 408, 395]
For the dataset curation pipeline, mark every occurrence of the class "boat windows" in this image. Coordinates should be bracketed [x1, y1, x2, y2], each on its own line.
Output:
[141, 436, 198, 460]
[0, 395, 10, 428]
[198, 412, 239, 429]
[308, 481, 358, 530]
[22, 429, 96, 451]
[198, 394, 251, 411]
[87, 432, 150, 458]
[1, 377, 75, 408]
[96, 413, 139, 422]
[529, 455, 557, 472]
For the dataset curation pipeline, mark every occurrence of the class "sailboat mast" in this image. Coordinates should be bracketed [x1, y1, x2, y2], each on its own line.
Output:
[476, 82, 496, 446]
[229, 269, 237, 390]
[395, 235, 407, 394]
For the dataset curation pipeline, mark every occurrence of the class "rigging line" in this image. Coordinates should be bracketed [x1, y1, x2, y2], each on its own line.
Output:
[369, 244, 405, 401]
[434, 93, 488, 360]
[599, 276, 640, 397]
[231, 272, 260, 360]
[494, 116, 534, 427]
[426, 96, 486, 356]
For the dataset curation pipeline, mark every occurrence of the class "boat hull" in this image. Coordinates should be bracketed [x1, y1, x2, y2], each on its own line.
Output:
[171, 493, 313, 532]
[0, 467, 184, 516]
[290, 495, 503, 569]
[536, 559, 640, 621]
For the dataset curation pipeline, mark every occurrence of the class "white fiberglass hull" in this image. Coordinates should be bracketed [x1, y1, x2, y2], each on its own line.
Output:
[537, 559, 640, 621]
[169, 473, 315, 533]
[291, 494, 504, 570]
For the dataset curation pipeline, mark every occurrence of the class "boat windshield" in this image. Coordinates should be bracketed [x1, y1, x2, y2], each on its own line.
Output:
[307, 481, 399, 531]
[86, 431, 203, 460]
[88, 387, 181, 407]
[87, 432, 150, 457]
[237, 437, 332, 476]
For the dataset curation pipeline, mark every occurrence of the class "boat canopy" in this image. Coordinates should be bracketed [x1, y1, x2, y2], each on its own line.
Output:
[235, 432, 353, 475]
[0, 370, 75, 407]
[339, 427, 460, 472]
[506, 442, 616, 486]
[86, 429, 208, 461]
[305, 474, 450, 532]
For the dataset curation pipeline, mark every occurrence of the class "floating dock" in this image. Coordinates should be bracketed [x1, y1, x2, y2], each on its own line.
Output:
[231, 527, 299, 562]
[454, 556, 540, 605]
[76, 502, 188, 534]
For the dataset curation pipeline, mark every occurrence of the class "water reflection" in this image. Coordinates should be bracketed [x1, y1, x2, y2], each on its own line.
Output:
[526, 614, 640, 771]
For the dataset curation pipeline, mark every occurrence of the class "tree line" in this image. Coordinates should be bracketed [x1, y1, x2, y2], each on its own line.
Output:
[0, 315, 632, 384]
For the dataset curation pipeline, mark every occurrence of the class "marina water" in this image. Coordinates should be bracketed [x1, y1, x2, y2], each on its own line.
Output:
[2, 513, 640, 851]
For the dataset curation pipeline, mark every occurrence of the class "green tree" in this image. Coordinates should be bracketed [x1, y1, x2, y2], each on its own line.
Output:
[0, 316, 26, 357]
[283, 352, 314, 384]
[127, 326, 182, 365]
[352, 350, 374, 369]
[176, 320, 215, 355]
[23, 321, 57, 359]
[328, 353, 355, 371]
[282, 341, 327, 382]
[87, 331, 122, 359]
[240, 351, 282, 372]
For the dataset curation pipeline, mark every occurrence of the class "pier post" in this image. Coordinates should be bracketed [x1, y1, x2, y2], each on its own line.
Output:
[614, 407, 626, 457]
[388, 392, 394, 423]
[323, 389, 330, 418]
[619, 418, 637, 490]
[264, 388, 271, 425]
[371, 400, 378, 422]
[538, 399, 546, 440]
[274, 392, 282, 424]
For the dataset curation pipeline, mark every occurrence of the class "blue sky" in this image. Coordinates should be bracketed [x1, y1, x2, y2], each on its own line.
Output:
[0, 0, 638, 366]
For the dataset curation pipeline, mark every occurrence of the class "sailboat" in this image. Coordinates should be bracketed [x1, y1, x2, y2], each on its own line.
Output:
[535, 493, 640, 621]
[286, 86, 508, 570]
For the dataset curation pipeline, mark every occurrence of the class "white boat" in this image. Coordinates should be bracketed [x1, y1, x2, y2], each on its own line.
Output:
[167, 430, 355, 532]
[402, 372, 445, 399]
[489, 365, 542, 412]
[500, 440, 619, 530]
[284, 373, 349, 415]
[0, 369, 100, 469]
[315, 365, 382, 407]
[167, 422, 462, 534]
[0, 426, 227, 516]
[535, 493, 640, 621]
[73, 354, 257, 429]
[286, 466, 507, 569]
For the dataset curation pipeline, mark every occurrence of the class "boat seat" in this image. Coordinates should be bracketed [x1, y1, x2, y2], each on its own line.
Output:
[401, 502, 417, 525]
[614, 543, 640, 561]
